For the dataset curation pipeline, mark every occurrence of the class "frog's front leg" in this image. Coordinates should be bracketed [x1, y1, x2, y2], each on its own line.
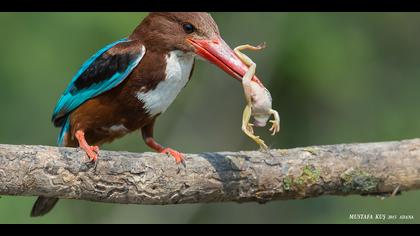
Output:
[242, 104, 268, 150]
[268, 109, 281, 136]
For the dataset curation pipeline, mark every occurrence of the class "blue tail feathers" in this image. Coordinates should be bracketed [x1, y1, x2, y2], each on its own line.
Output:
[57, 115, 70, 146]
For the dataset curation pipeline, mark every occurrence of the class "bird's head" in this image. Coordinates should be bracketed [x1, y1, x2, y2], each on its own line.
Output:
[131, 12, 260, 83]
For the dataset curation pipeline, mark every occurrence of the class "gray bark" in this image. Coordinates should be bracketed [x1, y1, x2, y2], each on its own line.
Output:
[0, 138, 419, 205]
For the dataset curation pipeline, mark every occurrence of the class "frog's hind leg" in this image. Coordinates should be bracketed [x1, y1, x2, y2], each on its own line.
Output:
[242, 104, 269, 150]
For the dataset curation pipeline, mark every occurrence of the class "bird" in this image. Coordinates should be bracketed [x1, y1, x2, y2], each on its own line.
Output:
[30, 12, 263, 217]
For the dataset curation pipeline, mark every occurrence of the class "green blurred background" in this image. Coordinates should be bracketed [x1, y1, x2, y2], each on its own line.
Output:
[0, 12, 419, 223]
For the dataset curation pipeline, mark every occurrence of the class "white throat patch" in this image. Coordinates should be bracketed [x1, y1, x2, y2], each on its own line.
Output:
[136, 50, 194, 116]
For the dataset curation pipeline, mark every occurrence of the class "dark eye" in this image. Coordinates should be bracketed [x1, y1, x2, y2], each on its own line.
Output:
[182, 23, 195, 34]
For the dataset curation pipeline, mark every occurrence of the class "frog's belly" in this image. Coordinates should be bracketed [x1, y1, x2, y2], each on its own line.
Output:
[251, 96, 272, 115]
[250, 82, 272, 114]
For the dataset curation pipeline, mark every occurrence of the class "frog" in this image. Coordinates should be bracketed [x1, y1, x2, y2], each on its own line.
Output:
[234, 43, 280, 150]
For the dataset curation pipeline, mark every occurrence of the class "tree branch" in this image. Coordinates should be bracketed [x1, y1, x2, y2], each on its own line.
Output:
[0, 139, 419, 204]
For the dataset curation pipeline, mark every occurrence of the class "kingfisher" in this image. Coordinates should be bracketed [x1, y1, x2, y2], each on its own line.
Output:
[31, 12, 262, 217]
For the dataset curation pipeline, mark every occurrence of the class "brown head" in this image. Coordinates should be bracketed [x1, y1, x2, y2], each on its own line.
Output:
[130, 12, 261, 83]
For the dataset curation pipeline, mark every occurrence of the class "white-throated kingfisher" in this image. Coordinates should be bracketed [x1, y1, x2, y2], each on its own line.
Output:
[31, 12, 263, 217]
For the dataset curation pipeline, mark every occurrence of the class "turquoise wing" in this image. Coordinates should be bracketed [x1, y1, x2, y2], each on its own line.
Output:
[52, 38, 146, 145]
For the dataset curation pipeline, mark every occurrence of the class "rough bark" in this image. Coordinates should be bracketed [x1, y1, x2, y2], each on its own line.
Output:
[0, 138, 419, 205]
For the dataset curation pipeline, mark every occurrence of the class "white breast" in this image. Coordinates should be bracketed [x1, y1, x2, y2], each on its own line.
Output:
[136, 51, 194, 117]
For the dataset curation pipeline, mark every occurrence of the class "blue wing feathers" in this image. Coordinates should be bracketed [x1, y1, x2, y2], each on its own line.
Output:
[67, 38, 128, 89]
[52, 38, 144, 124]
[52, 38, 129, 122]
[52, 38, 145, 145]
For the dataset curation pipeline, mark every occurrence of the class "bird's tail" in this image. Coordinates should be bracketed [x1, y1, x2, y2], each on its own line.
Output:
[32, 112, 72, 217]
[30, 197, 59, 217]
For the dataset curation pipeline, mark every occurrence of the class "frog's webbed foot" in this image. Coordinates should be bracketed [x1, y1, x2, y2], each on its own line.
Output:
[242, 127, 269, 151]
[269, 109, 281, 136]
[269, 120, 280, 136]
[255, 137, 269, 151]
[256, 42, 267, 50]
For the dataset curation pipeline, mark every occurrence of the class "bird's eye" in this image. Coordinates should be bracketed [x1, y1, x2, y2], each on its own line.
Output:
[182, 23, 195, 34]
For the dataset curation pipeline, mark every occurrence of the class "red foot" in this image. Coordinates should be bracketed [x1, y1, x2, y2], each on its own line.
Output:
[82, 145, 99, 162]
[160, 148, 185, 165]
[75, 130, 99, 163]
[91, 146, 99, 153]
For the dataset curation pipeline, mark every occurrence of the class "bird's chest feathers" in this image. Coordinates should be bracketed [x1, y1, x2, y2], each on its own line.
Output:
[137, 51, 194, 116]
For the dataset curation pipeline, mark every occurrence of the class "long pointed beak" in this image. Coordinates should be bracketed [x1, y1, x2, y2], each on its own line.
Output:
[187, 37, 262, 85]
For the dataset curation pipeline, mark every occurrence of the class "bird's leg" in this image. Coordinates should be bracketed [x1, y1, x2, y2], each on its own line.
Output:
[268, 109, 281, 136]
[141, 121, 185, 166]
[242, 104, 268, 150]
[74, 130, 99, 162]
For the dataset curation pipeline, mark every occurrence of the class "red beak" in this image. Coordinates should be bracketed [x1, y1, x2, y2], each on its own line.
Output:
[187, 37, 263, 85]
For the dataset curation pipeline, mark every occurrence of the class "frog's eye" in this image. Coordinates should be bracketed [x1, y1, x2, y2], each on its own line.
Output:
[182, 23, 195, 34]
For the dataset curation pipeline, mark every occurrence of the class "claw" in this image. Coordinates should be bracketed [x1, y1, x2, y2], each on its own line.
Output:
[91, 146, 100, 154]
[161, 148, 185, 166]
[83, 146, 99, 163]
